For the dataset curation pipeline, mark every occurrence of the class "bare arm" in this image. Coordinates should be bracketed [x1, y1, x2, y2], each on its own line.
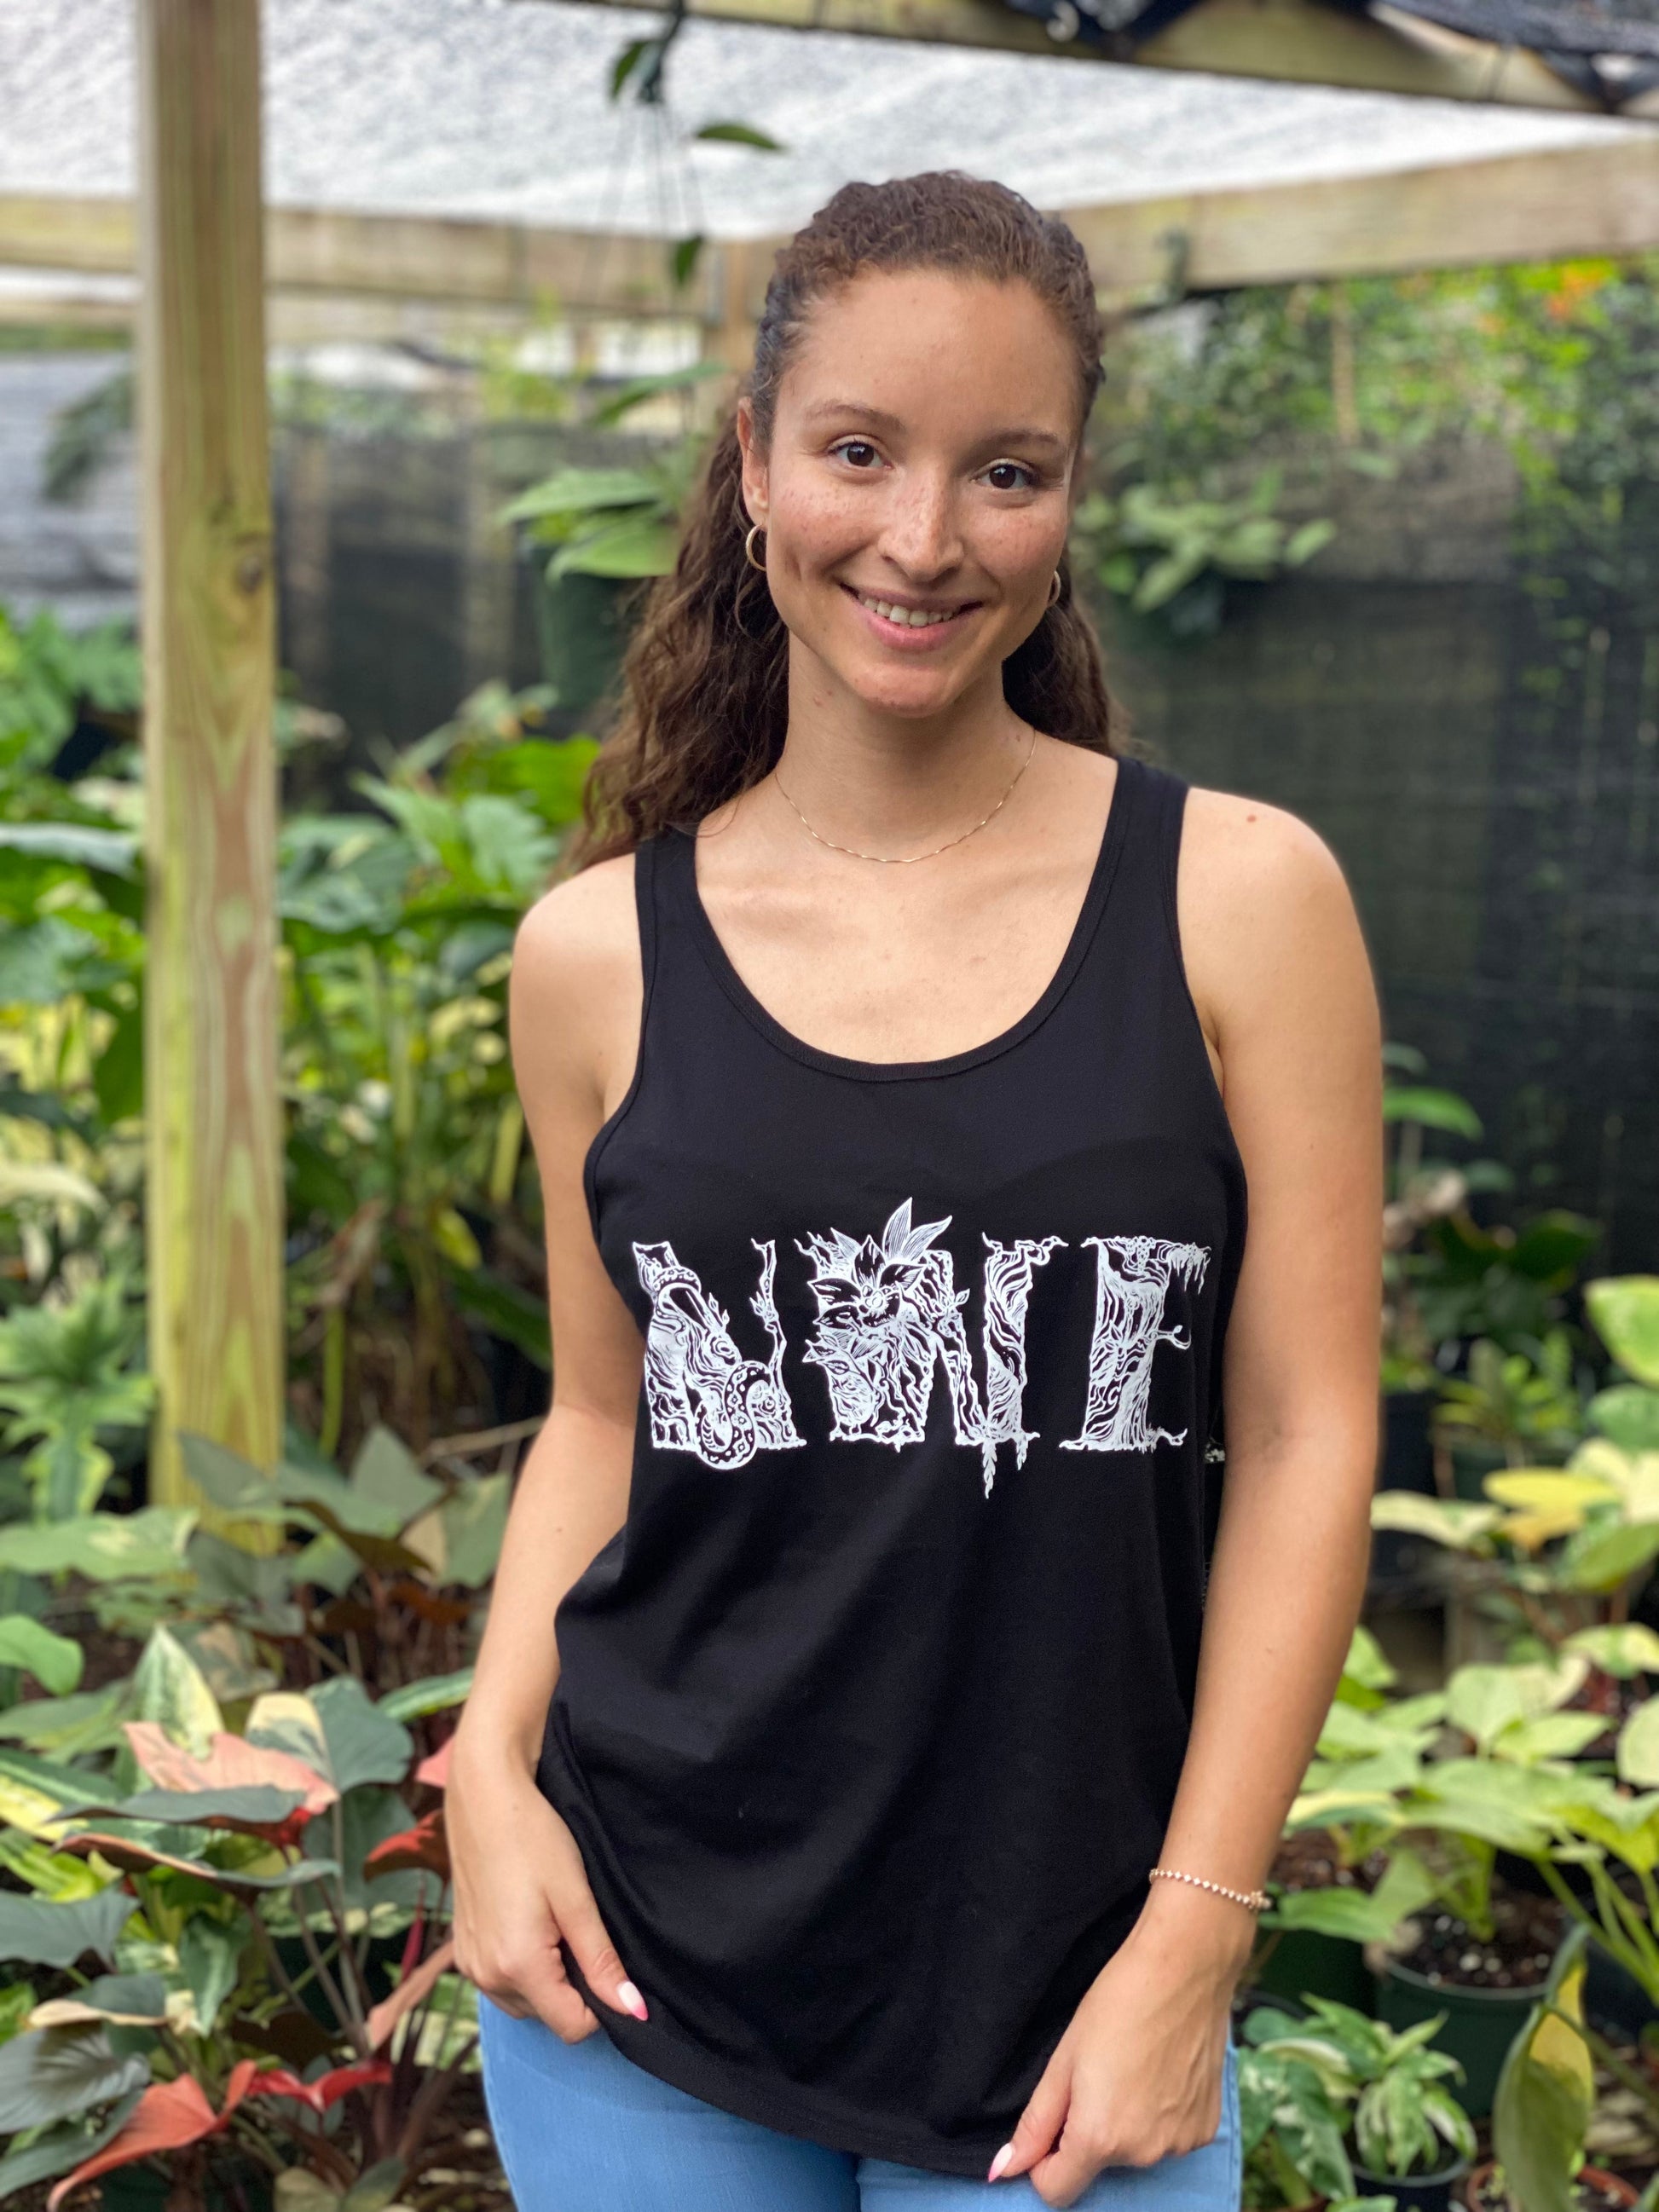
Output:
[1147, 789, 1383, 1941]
[448, 855, 652, 2039]
[1002, 791, 1384, 2206]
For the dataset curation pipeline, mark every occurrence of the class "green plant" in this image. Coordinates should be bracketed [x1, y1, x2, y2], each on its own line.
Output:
[1371, 1275, 1659, 1655]
[280, 697, 589, 1453]
[1434, 1332, 1584, 1470]
[1236, 1996, 1399, 2212]
[1246, 1998, 1477, 2182]
[0, 1621, 486, 2212]
[0, 1273, 152, 1521]
[1490, 1921, 1598, 2212]
[501, 448, 699, 584]
[1072, 468, 1332, 638]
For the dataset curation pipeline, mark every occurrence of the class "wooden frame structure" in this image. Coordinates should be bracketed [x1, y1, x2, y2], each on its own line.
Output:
[10, 126, 1659, 352]
[110, 0, 1656, 1512]
[137, 0, 282, 1522]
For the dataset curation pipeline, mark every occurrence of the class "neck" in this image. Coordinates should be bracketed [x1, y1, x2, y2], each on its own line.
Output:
[772, 649, 1028, 852]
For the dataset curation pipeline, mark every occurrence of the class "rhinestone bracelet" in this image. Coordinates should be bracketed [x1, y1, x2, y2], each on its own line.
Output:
[1148, 1865, 1270, 1914]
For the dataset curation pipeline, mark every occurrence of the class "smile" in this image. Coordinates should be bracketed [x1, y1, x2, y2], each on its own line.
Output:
[845, 586, 975, 632]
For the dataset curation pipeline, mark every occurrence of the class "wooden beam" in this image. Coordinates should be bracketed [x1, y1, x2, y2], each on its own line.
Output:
[138, 0, 284, 1521]
[10, 127, 1659, 351]
[0, 196, 724, 321]
[549, 0, 1639, 110]
[1061, 137, 1659, 297]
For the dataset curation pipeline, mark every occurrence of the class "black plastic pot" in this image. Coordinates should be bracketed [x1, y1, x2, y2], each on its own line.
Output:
[1250, 1926, 1374, 2015]
[1373, 1955, 1540, 2120]
[1353, 2146, 1473, 2212]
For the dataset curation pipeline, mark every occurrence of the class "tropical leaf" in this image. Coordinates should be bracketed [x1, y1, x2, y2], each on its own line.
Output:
[377, 1668, 474, 1724]
[0, 2024, 152, 2138]
[0, 2083, 146, 2198]
[1587, 1278, 1659, 1387]
[0, 1616, 83, 1695]
[43, 2056, 263, 2211]
[125, 1718, 336, 1814]
[1491, 1925, 1593, 2212]
[0, 1888, 136, 1969]
[0, 1509, 195, 1584]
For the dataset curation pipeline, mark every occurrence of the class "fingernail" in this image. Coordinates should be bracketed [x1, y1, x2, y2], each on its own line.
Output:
[988, 2143, 1014, 2182]
[619, 1979, 649, 2021]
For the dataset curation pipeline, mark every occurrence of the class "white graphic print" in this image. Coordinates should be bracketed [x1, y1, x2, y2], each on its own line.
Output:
[1061, 1236, 1211, 1454]
[979, 1235, 1064, 1493]
[633, 1239, 805, 1469]
[797, 1200, 987, 1457]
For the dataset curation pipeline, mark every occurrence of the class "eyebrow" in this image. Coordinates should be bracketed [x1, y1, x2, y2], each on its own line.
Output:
[801, 400, 1070, 456]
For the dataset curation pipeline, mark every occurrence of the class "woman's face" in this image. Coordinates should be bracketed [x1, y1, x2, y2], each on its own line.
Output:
[738, 269, 1081, 724]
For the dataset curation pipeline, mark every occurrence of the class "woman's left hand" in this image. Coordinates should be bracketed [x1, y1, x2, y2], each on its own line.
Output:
[989, 1886, 1253, 2209]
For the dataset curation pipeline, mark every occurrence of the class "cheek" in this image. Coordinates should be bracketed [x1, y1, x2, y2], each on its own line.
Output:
[769, 480, 870, 569]
[974, 503, 1070, 586]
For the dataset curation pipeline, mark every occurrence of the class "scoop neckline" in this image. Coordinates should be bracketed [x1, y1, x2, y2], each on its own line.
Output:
[673, 754, 1140, 1083]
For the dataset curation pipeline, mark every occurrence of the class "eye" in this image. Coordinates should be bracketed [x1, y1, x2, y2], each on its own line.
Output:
[982, 459, 1038, 492]
[830, 438, 883, 471]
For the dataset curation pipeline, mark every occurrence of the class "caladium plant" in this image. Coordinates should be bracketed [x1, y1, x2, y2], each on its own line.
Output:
[0, 1624, 485, 2212]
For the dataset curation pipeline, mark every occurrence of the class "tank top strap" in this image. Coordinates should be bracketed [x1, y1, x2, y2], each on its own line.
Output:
[1050, 751, 1188, 999]
[1133, 752, 1194, 956]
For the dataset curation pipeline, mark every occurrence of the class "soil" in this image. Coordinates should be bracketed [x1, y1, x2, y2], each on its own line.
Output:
[1384, 1886, 1566, 1991]
[1270, 1829, 1389, 1896]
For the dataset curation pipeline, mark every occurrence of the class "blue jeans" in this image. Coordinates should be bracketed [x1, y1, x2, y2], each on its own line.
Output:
[477, 1992, 1242, 2211]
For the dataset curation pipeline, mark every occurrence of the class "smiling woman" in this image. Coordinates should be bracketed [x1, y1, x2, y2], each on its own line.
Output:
[448, 172, 1384, 2212]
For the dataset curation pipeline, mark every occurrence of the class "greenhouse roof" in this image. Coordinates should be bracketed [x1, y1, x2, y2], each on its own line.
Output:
[1, 0, 1647, 244]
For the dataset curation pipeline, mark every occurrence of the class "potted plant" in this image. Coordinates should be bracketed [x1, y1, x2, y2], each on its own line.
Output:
[1235, 1998, 1392, 2212]
[1240, 1995, 1477, 2212]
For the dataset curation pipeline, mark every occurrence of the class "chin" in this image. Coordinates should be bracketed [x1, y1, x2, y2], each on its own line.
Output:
[848, 674, 968, 719]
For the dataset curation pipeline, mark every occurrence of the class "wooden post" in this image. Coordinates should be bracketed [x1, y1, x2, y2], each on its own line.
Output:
[138, 0, 284, 1519]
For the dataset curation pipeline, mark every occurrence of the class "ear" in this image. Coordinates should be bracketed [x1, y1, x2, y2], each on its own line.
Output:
[736, 396, 769, 528]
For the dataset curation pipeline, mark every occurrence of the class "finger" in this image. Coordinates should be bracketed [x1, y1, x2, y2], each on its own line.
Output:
[991, 2053, 1072, 2181]
[1029, 2120, 1108, 2211]
[514, 1946, 605, 2043]
[557, 1886, 650, 2022]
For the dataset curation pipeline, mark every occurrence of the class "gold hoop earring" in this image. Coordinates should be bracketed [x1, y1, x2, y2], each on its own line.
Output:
[744, 523, 767, 574]
[1047, 569, 1063, 609]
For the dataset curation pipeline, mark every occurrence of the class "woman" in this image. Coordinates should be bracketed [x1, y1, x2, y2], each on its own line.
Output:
[448, 171, 1383, 2212]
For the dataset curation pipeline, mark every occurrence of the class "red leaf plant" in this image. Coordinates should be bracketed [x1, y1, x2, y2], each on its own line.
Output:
[45, 2059, 395, 2212]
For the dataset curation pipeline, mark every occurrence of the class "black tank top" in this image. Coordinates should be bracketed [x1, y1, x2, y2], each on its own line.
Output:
[534, 752, 1248, 2179]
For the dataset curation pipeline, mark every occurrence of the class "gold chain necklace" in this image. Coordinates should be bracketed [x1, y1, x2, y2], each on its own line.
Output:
[771, 722, 1038, 866]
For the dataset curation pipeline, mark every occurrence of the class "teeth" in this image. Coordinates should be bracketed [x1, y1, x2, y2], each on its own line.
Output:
[856, 593, 957, 628]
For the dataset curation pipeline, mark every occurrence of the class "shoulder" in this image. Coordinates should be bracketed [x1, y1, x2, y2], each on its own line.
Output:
[509, 852, 644, 1106]
[1171, 780, 1376, 1037]
[512, 852, 640, 1008]
[1177, 781, 1350, 905]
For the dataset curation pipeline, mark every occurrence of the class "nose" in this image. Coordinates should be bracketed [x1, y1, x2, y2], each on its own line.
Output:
[878, 465, 965, 582]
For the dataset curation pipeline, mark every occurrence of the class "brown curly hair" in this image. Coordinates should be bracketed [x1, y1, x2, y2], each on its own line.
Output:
[570, 171, 1122, 868]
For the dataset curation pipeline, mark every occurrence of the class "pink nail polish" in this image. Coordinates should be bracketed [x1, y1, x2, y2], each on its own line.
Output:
[988, 2143, 1014, 2182]
[619, 1979, 649, 2021]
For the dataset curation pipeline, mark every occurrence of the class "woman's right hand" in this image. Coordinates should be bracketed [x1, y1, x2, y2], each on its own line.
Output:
[448, 1751, 650, 2042]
